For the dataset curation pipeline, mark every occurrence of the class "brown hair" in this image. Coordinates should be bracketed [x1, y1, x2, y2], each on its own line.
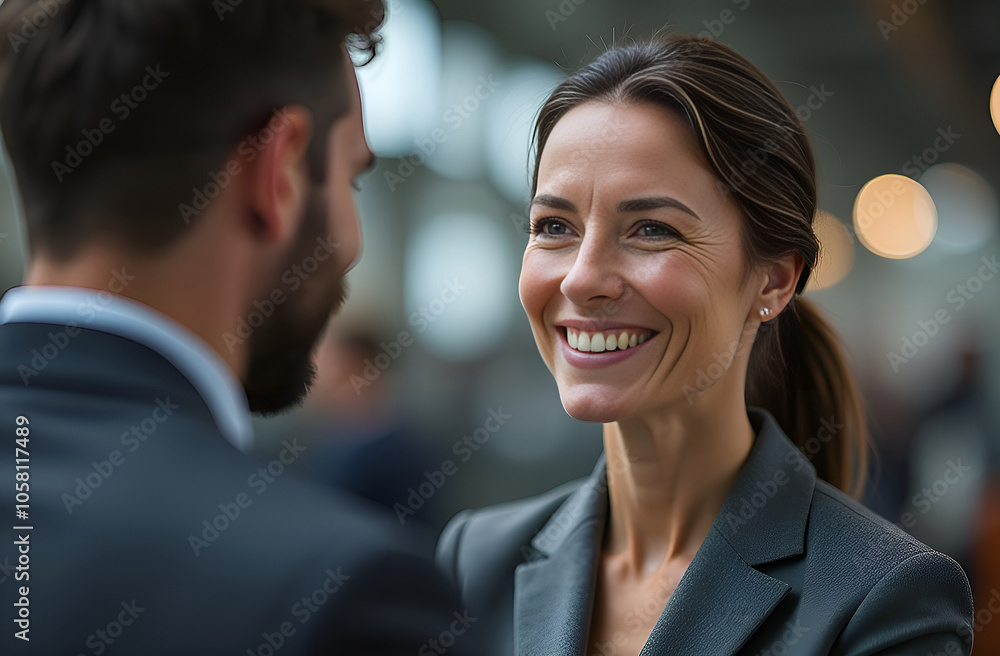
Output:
[530, 34, 870, 498]
[0, 0, 385, 258]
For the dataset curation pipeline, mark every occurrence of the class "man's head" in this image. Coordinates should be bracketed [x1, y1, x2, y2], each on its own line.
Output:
[0, 0, 385, 414]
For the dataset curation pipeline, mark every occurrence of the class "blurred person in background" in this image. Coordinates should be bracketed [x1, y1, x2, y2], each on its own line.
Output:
[437, 34, 975, 656]
[296, 328, 449, 529]
[0, 0, 472, 654]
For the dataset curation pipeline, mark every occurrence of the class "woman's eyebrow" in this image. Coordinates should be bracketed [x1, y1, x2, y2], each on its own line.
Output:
[530, 194, 701, 221]
[618, 197, 701, 220]
[530, 194, 577, 212]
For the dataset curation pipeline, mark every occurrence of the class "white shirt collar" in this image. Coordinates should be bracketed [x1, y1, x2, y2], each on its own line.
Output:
[0, 285, 254, 452]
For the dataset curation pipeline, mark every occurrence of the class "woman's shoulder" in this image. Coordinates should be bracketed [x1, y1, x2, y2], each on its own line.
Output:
[800, 478, 973, 645]
[806, 476, 958, 571]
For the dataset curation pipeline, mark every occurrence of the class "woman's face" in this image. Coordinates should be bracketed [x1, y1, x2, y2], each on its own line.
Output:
[519, 100, 765, 423]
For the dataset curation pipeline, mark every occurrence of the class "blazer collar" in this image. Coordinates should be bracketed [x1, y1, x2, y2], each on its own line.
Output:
[513, 406, 817, 656]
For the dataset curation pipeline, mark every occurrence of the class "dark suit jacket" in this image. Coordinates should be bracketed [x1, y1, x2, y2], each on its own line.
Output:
[436, 407, 975, 655]
[0, 320, 470, 655]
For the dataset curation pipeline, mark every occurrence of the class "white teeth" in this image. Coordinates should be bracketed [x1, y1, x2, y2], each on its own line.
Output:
[564, 328, 653, 354]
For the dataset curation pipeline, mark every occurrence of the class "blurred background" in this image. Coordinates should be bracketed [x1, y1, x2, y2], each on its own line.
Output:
[3, 0, 1000, 643]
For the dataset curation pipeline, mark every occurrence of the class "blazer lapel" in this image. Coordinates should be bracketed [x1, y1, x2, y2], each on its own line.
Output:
[513, 407, 816, 656]
[639, 407, 817, 656]
[638, 529, 790, 655]
[514, 456, 608, 656]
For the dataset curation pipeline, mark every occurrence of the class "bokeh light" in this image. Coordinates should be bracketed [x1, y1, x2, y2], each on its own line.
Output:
[853, 174, 937, 259]
[423, 22, 502, 181]
[806, 210, 855, 291]
[992, 74, 1000, 135]
[485, 59, 565, 205]
[920, 163, 998, 254]
[404, 212, 515, 360]
[356, 0, 441, 156]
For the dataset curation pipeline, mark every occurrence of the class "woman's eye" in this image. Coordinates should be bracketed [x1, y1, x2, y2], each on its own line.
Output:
[635, 221, 676, 238]
[532, 219, 571, 236]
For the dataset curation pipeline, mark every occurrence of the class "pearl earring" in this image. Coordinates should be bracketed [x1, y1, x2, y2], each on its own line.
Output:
[759, 307, 771, 318]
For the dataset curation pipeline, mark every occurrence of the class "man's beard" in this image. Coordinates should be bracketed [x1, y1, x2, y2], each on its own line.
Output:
[242, 190, 347, 416]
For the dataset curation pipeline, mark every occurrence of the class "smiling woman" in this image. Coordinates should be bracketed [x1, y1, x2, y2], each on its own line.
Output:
[436, 34, 975, 656]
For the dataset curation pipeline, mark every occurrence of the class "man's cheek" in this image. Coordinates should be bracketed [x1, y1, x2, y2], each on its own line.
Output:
[335, 204, 361, 271]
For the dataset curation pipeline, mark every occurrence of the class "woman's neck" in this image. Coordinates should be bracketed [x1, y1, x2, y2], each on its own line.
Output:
[602, 396, 756, 575]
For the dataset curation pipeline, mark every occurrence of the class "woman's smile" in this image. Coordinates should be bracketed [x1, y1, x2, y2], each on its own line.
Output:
[555, 321, 659, 369]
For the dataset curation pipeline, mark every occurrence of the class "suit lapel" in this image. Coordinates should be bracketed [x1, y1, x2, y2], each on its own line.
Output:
[640, 407, 816, 655]
[514, 456, 608, 656]
[638, 529, 790, 655]
[513, 408, 816, 656]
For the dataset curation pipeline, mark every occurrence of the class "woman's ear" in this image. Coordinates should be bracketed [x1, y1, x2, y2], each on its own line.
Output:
[755, 252, 806, 320]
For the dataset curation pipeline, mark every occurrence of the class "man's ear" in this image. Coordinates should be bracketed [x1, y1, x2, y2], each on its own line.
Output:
[244, 105, 314, 244]
[755, 252, 806, 320]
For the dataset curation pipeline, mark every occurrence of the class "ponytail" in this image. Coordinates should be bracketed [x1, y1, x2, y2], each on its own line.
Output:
[747, 295, 870, 498]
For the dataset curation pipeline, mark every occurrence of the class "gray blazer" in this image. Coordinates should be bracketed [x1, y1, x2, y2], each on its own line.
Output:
[436, 407, 975, 655]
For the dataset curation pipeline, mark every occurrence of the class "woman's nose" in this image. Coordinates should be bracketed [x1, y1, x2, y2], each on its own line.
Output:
[558, 234, 627, 308]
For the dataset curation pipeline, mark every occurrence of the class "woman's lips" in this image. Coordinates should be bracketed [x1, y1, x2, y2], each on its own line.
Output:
[565, 327, 653, 352]
[556, 326, 658, 368]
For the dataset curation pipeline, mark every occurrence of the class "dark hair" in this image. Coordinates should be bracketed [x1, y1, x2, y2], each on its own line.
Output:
[0, 0, 385, 259]
[531, 34, 870, 498]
